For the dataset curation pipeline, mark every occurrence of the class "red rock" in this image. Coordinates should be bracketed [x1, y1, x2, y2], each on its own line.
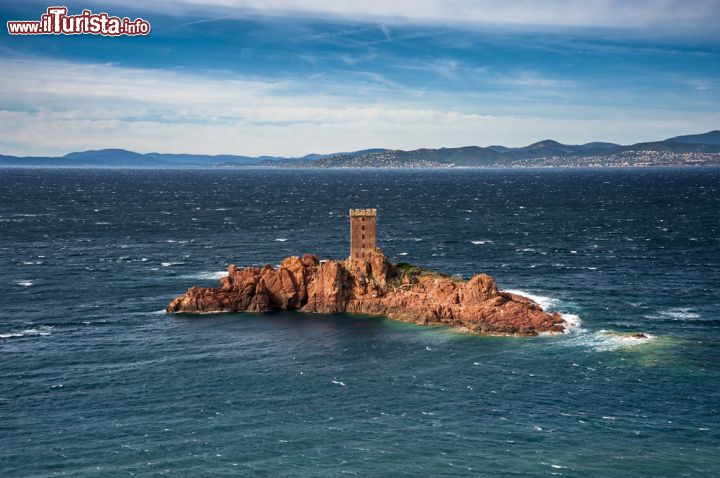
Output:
[166, 250, 565, 336]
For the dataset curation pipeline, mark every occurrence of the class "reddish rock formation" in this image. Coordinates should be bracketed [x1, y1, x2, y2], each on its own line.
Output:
[166, 251, 566, 336]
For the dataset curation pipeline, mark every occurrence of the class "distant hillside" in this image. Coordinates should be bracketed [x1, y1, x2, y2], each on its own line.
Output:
[216, 148, 391, 168]
[0, 149, 303, 168]
[1, 131, 719, 168]
[0, 147, 393, 168]
[665, 130, 720, 145]
[298, 131, 720, 168]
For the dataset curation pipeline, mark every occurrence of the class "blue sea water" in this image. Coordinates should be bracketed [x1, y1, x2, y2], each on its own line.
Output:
[1, 168, 719, 477]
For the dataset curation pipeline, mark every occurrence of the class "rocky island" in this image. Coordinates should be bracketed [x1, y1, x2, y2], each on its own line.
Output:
[167, 209, 566, 336]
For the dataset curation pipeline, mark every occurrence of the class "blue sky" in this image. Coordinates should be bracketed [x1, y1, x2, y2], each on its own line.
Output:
[1, 0, 719, 156]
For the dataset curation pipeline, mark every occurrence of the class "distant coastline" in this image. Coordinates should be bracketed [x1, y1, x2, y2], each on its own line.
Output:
[2, 130, 719, 169]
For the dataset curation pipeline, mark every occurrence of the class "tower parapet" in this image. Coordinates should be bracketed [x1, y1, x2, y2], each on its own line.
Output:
[349, 208, 377, 260]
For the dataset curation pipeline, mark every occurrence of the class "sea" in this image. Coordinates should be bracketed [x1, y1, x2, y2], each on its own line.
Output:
[1, 168, 719, 477]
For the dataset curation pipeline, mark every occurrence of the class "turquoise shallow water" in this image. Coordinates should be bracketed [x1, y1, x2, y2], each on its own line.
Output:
[1, 168, 719, 476]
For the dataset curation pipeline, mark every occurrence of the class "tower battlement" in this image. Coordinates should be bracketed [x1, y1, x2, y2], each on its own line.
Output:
[349, 208, 377, 217]
[349, 208, 377, 260]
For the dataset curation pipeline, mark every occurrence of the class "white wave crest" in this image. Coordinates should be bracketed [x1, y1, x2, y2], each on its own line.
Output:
[181, 271, 226, 280]
[0, 326, 53, 340]
[560, 313, 583, 333]
[0, 332, 24, 339]
[503, 289, 558, 310]
[586, 330, 656, 351]
[658, 307, 701, 320]
[503, 290, 582, 335]
[15, 280, 33, 287]
[566, 330, 656, 352]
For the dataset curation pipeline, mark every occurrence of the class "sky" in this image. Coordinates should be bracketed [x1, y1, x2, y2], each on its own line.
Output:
[0, 0, 719, 156]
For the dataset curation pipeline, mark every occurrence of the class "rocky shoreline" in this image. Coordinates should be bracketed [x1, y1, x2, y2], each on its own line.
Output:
[166, 251, 566, 336]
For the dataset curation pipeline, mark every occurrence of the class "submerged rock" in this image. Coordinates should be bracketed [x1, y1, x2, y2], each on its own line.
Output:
[166, 250, 565, 336]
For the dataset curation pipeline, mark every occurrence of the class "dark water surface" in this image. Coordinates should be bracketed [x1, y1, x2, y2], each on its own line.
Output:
[1, 168, 719, 476]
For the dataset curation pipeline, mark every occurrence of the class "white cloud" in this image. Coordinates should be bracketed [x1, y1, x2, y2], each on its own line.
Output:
[0, 59, 717, 156]
[106, 0, 719, 30]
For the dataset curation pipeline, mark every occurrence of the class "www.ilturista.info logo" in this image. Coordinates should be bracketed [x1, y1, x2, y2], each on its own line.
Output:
[7, 6, 150, 36]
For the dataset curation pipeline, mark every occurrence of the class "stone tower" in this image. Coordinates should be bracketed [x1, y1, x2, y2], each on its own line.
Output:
[349, 208, 377, 260]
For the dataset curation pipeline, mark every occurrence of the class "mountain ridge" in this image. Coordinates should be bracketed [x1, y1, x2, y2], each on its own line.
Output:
[1, 130, 719, 168]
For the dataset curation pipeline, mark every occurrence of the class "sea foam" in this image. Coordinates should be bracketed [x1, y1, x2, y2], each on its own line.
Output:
[502, 289, 558, 310]
[566, 330, 656, 352]
[0, 326, 53, 340]
[560, 313, 583, 333]
[505, 291, 653, 348]
[657, 307, 701, 320]
[503, 289, 581, 334]
[181, 271, 227, 280]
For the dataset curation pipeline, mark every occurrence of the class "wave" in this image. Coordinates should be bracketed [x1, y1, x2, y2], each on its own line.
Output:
[275, 238, 288, 242]
[505, 290, 654, 349]
[15, 280, 34, 287]
[470, 240, 492, 245]
[502, 289, 558, 310]
[503, 289, 658, 351]
[656, 307, 701, 320]
[0, 326, 53, 340]
[503, 289, 583, 334]
[180, 271, 226, 280]
[564, 329, 656, 352]
[560, 313, 583, 333]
